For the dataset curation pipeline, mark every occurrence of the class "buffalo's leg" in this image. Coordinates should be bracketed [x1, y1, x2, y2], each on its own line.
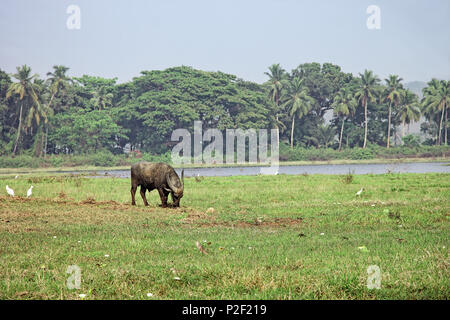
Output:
[157, 188, 168, 208]
[131, 184, 137, 206]
[140, 186, 149, 206]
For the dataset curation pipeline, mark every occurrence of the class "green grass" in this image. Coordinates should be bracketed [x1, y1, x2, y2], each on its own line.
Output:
[0, 173, 448, 299]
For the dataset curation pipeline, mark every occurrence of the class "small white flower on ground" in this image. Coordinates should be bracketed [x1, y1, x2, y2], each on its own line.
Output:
[399, 225, 403, 228]
[78, 241, 81, 243]
[79, 294, 86, 298]
[173, 277, 181, 280]
[320, 233, 325, 236]
[104, 254, 110, 257]
[146, 293, 153, 297]
[53, 236, 57, 239]
[371, 204, 375, 207]
[248, 246, 252, 250]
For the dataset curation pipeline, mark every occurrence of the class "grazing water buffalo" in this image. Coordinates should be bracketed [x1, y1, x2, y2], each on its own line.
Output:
[131, 162, 184, 208]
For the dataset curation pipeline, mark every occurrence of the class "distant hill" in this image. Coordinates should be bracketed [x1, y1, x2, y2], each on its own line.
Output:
[405, 81, 427, 98]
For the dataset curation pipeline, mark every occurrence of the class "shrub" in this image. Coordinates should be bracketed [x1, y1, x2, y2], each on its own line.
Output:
[90, 151, 117, 167]
[0, 155, 43, 168]
[402, 134, 421, 147]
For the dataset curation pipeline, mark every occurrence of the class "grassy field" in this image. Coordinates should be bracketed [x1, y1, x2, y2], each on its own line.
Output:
[0, 172, 448, 299]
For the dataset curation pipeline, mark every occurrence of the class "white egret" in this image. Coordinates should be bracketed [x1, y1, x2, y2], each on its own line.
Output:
[6, 185, 14, 197]
[27, 185, 34, 198]
[356, 188, 364, 196]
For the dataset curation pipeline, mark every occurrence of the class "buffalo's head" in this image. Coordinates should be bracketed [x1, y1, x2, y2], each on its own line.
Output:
[165, 169, 184, 207]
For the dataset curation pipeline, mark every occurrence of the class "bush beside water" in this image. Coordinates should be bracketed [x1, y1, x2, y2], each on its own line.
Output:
[279, 144, 449, 162]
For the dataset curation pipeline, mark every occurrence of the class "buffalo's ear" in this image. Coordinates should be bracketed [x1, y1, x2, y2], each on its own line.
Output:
[181, 170, 184, 185]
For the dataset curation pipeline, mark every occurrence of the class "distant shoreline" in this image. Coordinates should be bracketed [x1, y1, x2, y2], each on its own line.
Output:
[0, 157, 448, 175]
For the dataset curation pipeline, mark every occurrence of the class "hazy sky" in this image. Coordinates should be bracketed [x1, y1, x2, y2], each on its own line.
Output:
[1, 0, 449, 84]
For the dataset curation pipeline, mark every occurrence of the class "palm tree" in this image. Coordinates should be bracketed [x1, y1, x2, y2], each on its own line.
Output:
[316, 124, 336, 148]
[45, 65, 71, 155]
[47, 65, 71, 109]
[264, 64, 286, 108]
[90, 85, 113, 110]
[398, 90, 421, 138]
[6, 65, 41, 156]
[267, 100, 287, 141]
[422, 80, 450, 145]
[332, 87, 357, 151]
[354, 70, 380, 148]
[281, 78, 314, 148]
[384, 75, 403, 148]
[264, 64, 287, 148]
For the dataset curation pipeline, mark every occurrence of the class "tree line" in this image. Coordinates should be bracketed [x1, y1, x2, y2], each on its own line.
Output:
[0, 63, 448, 157]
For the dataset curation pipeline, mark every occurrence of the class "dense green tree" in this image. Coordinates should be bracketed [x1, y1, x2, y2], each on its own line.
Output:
[0, 63, 440, 157]
[116, 66, 269, 153]
[291, 63, 353, 118]
[50, 108, 125, 154]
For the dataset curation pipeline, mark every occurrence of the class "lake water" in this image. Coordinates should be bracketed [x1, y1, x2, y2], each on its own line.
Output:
[85, 162, 449, 178]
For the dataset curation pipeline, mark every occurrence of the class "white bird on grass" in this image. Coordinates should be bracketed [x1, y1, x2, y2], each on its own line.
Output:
[27, 185, 34, 198]
[356, 188, 364, 196]
[6, 185, 14, 197]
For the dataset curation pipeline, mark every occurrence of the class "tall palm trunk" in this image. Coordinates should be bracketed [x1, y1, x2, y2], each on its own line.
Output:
[44, 92, 56, 156]
[339, 118, 345, 151]
[39, 125, 46, 157]
[386, 102, 391, 148]
[12, 102, 23, 157]
[290, 116, 295, 148]
[44, 126, 48, 156]
[438, 106, 445, 145]
[363, 98, 368, 148]
[34, 126, 44, 157]
[445, 105, 447, 145]
[402, 120, 406, 139]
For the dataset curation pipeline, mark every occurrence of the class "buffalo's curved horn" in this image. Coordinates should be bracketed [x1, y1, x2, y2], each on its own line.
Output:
[166, 172, 181, 194]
